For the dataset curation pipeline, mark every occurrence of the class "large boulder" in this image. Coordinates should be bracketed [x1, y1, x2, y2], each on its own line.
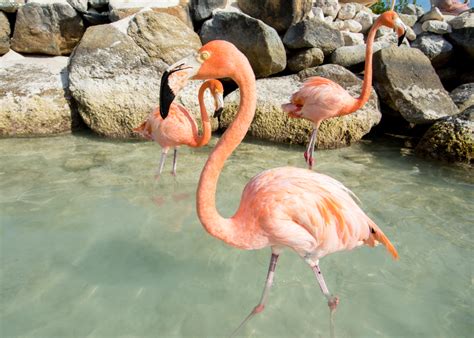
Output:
[448, 11, 474, 59]
[0, 52, 80, 136]
[69, 11, 203, 139]
[237, 0, 312, 33]
[190, 0, 226, 22]
[220, 64, 381, 149]
[330, 41, 390, 68]
[411, 33, 453, 68]
[0, 12, 10, 55]
[287, 47, 324, 72]
[415, 108, 473, 165]
[11, 2, 84, 55]
[373, 46, 459, 124]
[283, 18, 343, 55]
[0, 0, 25, 12]
[200, 11, 286, 78]
[450, 83, 474, 112]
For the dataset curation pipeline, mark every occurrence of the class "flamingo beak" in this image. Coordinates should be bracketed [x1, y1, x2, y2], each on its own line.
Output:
[159, 54, 201, 119]
[394, 18, 407, 46]
[214, 92, 224, 119]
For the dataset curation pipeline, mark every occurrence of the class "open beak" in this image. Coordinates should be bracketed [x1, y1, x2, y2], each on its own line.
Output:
[159, 54, 201, 119]
[394, 17, 407, 46]
[213, 92, 224, 119]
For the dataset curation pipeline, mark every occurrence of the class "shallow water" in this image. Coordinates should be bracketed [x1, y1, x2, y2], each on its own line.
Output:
[0, 133, 472, 338]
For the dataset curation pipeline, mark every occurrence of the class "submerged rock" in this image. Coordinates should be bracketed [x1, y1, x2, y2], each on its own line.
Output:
[415, 108, 473, 165]
[373, 46, 458, 124]
[221, 64, 381, 149]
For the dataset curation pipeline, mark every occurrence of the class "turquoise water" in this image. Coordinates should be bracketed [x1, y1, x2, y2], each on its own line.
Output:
[0, 133, 472, 338]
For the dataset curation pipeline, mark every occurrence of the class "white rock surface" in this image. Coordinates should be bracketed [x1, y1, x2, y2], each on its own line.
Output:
[422, 20, 452, 34]
[314, 0, 340, 17]
[337, 3, 356, 20]
[342, 31, 365, 46]
[420, 7, 444, 22]
[345, 19, 362, 33]
[354, 10, 373, 33]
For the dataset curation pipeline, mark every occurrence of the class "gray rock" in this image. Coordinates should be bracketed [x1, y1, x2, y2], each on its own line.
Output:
[314, 0, 340, 17]
[420, 7, 444, 22]
[341, 31, 365, 46]
[330, 41, 389, 67]
[0, 11, 10, 55]
[190, 0, 226, 22]
[128, 11, 201, 65]
[344, 19, 362, 33]
[221, 64, 381, 149]
[27, 0, 87, 11]
[448, 11, 474, 59]
[450, 83, 474, 112]
[11, 2, 84, 55]
[373, 46, 459, 124]
[415, 109, 473, 164]
[200, 11, 286, 78]
[402, 4, 424, 18]
[353, 10, 372, 34]
[287, 47, 324, 72]
[337, 3, 356, 20]
[0, 0, 25, 12]
[399, 13, 418, 27]
[283, 18, 343, 55]
[237, 0, 312, 32]
[0, 54, 80, 136]
[411, 33, 453, 68]
[312, 6, 324, 21]
[421, 20, 452, 34]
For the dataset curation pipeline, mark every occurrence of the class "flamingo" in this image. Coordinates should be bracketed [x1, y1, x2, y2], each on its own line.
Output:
[282, 9, 407, 169]
[134, 79, 224, 177]
[161, 40, 399, 336]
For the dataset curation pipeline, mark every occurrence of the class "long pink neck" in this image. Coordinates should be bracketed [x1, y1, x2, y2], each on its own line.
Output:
[196, 58, 256, 246]
[345, 20, 382, 113]
[192, 82, 212, 147]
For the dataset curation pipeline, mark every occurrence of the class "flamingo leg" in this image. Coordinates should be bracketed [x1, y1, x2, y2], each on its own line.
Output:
[304, 128, 318, 169]
[171, 148, 178, 176]
[312, 263, 339, 338]
[230, 253, 279, 337]
[155, 150, 168, 179]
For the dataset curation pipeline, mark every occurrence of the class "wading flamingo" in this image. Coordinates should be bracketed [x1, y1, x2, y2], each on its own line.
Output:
[282, 10, 407, 169]
[161, 40, 399, 336]
[134, 79, 224, 177]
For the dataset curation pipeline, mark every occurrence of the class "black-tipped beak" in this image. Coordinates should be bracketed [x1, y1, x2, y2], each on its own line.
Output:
[159, 70, 176, 120]
[397, 31, 406, 46]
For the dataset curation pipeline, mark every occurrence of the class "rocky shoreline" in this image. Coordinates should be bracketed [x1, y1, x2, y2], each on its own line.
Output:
[0, 0, 472, 165]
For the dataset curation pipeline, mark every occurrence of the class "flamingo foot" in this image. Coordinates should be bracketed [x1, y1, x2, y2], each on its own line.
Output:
[304, 151, 315, 169]
[328, 296, 339, 312]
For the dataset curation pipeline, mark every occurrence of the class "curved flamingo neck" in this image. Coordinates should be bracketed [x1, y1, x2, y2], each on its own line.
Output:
[194, 82, 212, 147]
[346, 20, 382, 113]
[196, 58, 257, 247]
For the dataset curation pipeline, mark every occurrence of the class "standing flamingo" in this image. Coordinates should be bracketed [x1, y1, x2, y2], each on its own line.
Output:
[282, 10, 407, 169]
[161, 40, 399, 336]
[134, 79, 224, 177]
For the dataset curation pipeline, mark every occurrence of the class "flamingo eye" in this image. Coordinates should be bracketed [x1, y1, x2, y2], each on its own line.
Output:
[198, 51, 211, 63]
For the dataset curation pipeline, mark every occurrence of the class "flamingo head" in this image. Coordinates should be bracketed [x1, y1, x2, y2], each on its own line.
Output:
[160, 40, 247, 119]
[377, 10, 407, 46]
[207, 79, 224, 119]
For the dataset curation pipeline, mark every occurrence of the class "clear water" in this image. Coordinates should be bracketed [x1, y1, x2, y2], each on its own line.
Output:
[0, 133, 472, 338]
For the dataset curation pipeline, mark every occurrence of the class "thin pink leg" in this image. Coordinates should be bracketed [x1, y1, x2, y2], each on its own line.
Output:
[171, 148, 178, 176]
[155, 150, 168, 180]
[312, 263, 339, 338]
[304, 129, 317, 169]
[230, 253, 279, 337]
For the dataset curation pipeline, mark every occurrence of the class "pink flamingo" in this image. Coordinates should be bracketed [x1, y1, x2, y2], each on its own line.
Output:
[134, 79, 224, 177]
[432, 0, 470, 15]
[162, 40, 399, 336]
[282, 10, 407, 169]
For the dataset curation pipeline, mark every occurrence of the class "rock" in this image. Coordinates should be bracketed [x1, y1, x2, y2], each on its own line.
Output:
[344, 19, 362, 33]
[411, 33, 453, 68]
[221, 64, 381, 149]
[420, 7, 444, 23]
[128, 11, 201, 65]
[399, 13, 417, 27]
[283, 18, 343, 55]
[314, 0, 340, 17]
[109, 1, 193, 28]
[68, 21, 166, 138]
[415, 109, 473, 164]
[337, 3, 356, 20]
[413, 22, 423, 35]
[190, 0, 226, 22]
[0, 0, 25, 12]
[406, 26, 417, 41]
[448, 11, 474, 59]
[200, 11, 286, 78]
[287, 47, 324, 72]
[353, 10, 372, 34]
[402, 4, 424, 18]
[450, 83, 474, 112]
[421, 20, 452, 34]
[237, 0, 312, 33]
[330, 19, 345, 30]
[330, 41, 389, 67]
[28, 0, 87, 11]
[341, 31, 365, 46]
[0, 54, 80, 136]
[89, 0, 108, 8]
[373, 46, 459, 124]
[0, 12, 10, 55]
[312, 6, 324, 21]
[375, 27, 398, 44]
[11, 2, 85, 55]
